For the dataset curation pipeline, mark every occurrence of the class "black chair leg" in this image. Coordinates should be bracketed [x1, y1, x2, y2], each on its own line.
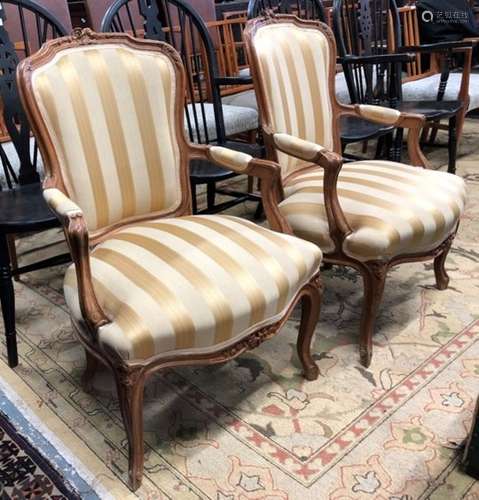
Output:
[191, 180, 198, 214]
[207, 182, 216, 211]
[391, 128, 403, 163]
[0, 233, 18, 368]
[375, 136, 385, 159]
[448, 116, 457, 175]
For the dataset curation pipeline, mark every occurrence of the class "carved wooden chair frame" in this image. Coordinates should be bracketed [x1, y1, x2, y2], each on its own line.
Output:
[17, 29, 322, 491]
[243, 14, 458, 368]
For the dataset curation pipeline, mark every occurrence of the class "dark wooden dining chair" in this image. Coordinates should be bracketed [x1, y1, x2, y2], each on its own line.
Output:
[333, 0, 472, 172]
[102, 0, 262, 214]
[0, 0, 70, 369]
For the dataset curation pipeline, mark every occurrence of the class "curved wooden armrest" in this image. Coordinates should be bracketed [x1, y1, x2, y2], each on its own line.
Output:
[272, 133, 352, 250]
[43, 188, 109, 336]
[339, 104, 429, 167]
[338, 52, 416, 65]
[215, 76, 253, 86]
[463, 37, 479, 45]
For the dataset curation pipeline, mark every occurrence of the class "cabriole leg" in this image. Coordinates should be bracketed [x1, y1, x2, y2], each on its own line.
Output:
[359, 263, 388, 368]
[114, 367, 146, 491]
[297, 278, 322, 381]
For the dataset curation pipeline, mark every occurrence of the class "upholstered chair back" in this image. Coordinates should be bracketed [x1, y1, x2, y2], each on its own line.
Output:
[27, 37, 186, 233]
[245, 19, 338, 178]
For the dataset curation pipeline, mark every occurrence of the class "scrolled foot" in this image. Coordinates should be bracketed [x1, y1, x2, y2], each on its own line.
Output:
[434, 237, 453, 291]
[129, 469, 143, 492]
[303, 363, 320, 381]
[359, 345, 372, 369]
[296, 277, 322, 382]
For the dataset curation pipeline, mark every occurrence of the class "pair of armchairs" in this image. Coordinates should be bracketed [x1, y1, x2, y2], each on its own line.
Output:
[15, 15, 465, 492]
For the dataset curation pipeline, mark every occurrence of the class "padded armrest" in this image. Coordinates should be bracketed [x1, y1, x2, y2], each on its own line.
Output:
[208, 146, 253, 173]
[44, 188, 83, 219]
[273, 133, 328, 163]
[341, 103, 425, 130]
[355, 105, 402, 126]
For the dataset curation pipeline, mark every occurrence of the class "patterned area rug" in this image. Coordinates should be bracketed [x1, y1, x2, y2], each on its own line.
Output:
[1, 121, 479, 499]
[0, 409, 80, 499]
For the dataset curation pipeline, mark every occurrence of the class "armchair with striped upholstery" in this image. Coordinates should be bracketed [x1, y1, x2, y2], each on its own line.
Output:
[17, 29, 323, 491]
[243, 14, 467, 368]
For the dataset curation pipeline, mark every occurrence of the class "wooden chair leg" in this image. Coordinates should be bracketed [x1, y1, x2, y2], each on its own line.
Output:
[296, 280, 321, 381]
[6, 235, 19, 282]
[114, 367, 146, 492]
[358, 263, 388, 368]
[448, 116, 457, 175]
[0, 233, 18, 368]
[81, 348, 100, 394]
[434, 238, 453, 291]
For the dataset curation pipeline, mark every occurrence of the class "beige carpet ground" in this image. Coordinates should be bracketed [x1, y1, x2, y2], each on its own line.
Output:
[1, 120, 479, 499]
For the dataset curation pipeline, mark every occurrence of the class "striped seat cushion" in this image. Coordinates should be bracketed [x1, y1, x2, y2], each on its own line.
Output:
[64, 215, 322, 360]
[279, 161, 466, 262]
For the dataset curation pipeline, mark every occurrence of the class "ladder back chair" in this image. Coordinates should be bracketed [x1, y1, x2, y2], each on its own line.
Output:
[102, 0, 262, 214]
[243, 13, 467, 367]
[333, 0, 473, 172]
[17, 28, 323, 490]
[0, 0, 70, 369]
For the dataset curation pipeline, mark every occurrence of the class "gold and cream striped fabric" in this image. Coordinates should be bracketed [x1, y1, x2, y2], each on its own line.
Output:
[252, 23, 334, 178]
[31, 45, 182, 232]
[64, 215, 322, 360]
[279, 161, 466, 261]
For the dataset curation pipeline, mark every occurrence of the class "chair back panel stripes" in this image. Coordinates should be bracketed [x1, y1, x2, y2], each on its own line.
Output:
[31, 44, 182, 231]
[251, 22, 334, 177]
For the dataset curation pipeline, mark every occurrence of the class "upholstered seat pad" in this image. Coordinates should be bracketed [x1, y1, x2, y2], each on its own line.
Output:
[402, 73, 479, 112]
[279, 161, 466, 261]
[186, 102, 259, 143]
[64, 215, 321, 361]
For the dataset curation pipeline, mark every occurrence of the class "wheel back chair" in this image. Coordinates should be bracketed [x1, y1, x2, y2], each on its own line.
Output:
[17, 28, 323, 491]
[333, 0, 473, 172]
[102, 0, 262, 214]
[243, 13, 467, 367]
[246, 0, 405, 159]
[0, 0, 70, 369]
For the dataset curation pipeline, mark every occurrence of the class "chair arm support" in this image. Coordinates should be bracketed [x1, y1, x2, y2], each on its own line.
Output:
[339, 104, 429, 167]
[272, 133, 352, 249]
[189, 144, 292, 234]
[43, 188, 109, 335]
